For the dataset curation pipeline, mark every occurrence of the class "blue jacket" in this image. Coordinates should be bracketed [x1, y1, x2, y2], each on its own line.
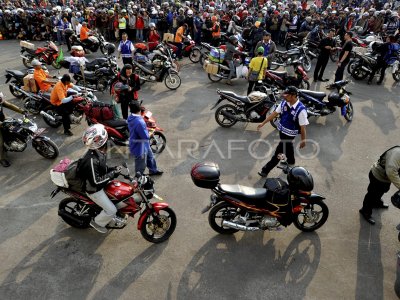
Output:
[278, 101, 306, 137]
[127, 114, 150, 157]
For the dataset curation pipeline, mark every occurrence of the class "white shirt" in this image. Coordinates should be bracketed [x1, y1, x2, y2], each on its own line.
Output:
[118, 40, 135, 53]
[275, 100, 309, 126]
[75, 23, 82, 36]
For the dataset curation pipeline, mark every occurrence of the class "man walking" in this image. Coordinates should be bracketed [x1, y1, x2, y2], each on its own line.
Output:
[257, 86, 309, 177]
[314, 29, 335, 82]
[334, 31, 353, 82]
[359, 146, 400, 225]
[118, 32, 134, 65]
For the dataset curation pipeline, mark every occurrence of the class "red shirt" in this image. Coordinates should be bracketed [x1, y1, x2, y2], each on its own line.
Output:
[136, 16, 144, 29]
[148, 31, 160, 43]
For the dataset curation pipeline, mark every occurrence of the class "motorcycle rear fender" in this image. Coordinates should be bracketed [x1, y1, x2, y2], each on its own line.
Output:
[210, 98, 224, 110]
[137, 202, 170, 230]
[5, 74, 11, 83]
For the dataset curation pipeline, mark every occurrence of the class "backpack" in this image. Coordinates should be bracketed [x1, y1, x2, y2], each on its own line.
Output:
[50, 158, 84, 192]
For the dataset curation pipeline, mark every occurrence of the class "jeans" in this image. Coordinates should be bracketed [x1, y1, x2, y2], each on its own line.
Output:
[175, 42, 183, 59]
[87, 189, 117, 227]
[57, 29, 64, 45]
[134, 149, 158, 175]
[136, 29, 143, 41]
[227, 60, 235, 80]
[361, 171, 391, 217]
[262, 132, 295, 174]
[247, 80, 257, 95]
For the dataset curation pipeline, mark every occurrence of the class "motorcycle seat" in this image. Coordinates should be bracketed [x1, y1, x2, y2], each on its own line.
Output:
[6, 70, 25, 79]
[103, 119, 127, 128]
[83, 71, 97, 78]
[299, 89, 326, 99]
[276, 50, 288, 55]
[269, 70, 287, 77]
[219, 184, 267, 202]
[86, 58, 107, 69]
[219, 90, 249, 103]
[25, 48, 37, 55]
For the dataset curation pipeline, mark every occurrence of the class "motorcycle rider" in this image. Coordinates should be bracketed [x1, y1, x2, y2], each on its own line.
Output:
[257, 86, 309, 177]
[0, 93, 25, 167]
[32, 59, 56, 93]
[50, 74, 81, 136]
[79, 124, 123, 233]
[359, 146, 400, 225]
[225, 35, 243, 86]
[80, 22, 93, 52]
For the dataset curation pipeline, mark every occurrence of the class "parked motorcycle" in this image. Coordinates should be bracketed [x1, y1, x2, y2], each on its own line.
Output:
[211, 88, 278, 128]
[350, 53, 377, 80]
[270, 46, 312, 72]
[20, 41, 61, 69]
[191, 160, 329, 234]
[71, 62, 117, 92]
[5, 69, 35, 99]
[85, 103, 166, 154]
[207, 54, 250, 82]
[69, 31, 114, 55]
[165, 35, 202, 63]
[51, 163, 176, 243]
[132, 59, 181, 90]
[284, 32, 304, 50]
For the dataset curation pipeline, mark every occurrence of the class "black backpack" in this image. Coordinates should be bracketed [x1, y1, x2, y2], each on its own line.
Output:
[64, 159, 85, 192]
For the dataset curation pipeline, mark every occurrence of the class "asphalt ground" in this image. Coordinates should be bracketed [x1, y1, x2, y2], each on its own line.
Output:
[0, 39, 399, 299]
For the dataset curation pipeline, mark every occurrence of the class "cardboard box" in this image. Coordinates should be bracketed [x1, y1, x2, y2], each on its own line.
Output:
[20, 40, 35, 49]
[205, 62, 219, 75]
[163, 33, 174, 42]
[23, 74, 38, 93]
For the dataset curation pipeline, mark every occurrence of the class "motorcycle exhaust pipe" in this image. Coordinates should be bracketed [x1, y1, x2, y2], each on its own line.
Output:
[222, 220, 260, 231]
[40, 111, 56, 122]
[58, 209, 85, 226]
[220, 110, 239, 120]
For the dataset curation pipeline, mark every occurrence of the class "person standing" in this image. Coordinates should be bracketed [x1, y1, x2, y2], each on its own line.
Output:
[334, 31, 353, 82]
[359, 146, 400, 225]
[247, 47, 268, 94]
[254, 32, 276, 69]
[210, 15, 221, 46]
[117, 64, 141, 119]
[118, 32, 134, 65]
[174, 23, 187, 60]
[127, 101, 163, 176]
[314, 28, 335, 82]
[257, 86, 309, 177]
[224, 35, 243, 86]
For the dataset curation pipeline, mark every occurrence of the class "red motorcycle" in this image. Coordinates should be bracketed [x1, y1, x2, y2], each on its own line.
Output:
[165, 35, 202, 63]
[84, 103, 167, 154]
[20, 41, 61, 69]
[51, 163, 176, 243]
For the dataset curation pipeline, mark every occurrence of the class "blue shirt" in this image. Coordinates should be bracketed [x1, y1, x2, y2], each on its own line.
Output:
[127, 114, 150, 157]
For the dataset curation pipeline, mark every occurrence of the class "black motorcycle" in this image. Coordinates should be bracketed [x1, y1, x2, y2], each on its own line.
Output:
[69, 31, 114, 55]
[351, 53, 378, 81]
[73, 63, 117, 92]
[211, 88, 278, 128]
[133, 59, 181, 90]
[1, 113, 59, 159]
[270, 45, 312, 72]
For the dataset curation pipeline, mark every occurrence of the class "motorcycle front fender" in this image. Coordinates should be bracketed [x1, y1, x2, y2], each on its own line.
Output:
[137, 202, 170, 230]
[300, 192, 326, 203]
[32, 135, 51, 144]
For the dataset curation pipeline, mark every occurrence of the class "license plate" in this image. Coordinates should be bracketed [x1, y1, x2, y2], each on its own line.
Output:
[35, 128, 46, 136]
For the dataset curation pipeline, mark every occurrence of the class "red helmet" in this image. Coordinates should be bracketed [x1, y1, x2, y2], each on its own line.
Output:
[134, 43, 147, 51]
[209, 1, 215, 7]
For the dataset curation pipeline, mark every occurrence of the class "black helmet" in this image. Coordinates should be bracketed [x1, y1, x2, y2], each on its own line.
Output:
[105, 43, 116, 55]
[328, 92, 341, 105]
[283, 86, 298, 96]
[391, 192, 400, 209]
[288, 167, 314, 191]
[64, 28, 74, 35]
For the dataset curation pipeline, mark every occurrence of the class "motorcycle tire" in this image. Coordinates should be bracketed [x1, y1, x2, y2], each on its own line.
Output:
[343, 102, 354, 122]
[293, 201, 329, 232]
[96, 77, 108, 92]
[208, 73, 223, 82]
[24, 99, 40, 114]
[189, 47, 202, 63]
[9, 80, 24, 99]
[302, 55, 312, 72]
[199, 53, 208, 66]
[164, 73, 181, 90]
[33, 138, 59, 159]
[351, 66, 369, 80]
[100, 45, 107, 55]
[52, 60, 62, 69]
[136, 69, 146, 86]
[150, 131, 166, 154]
[59, 198, 91, 229]
[393, 71, 400, 82]
[285, 40, 293, 50]
[43, 106, 62, 128]
[347, 60, 356, 74]
[208, 202, 240, 234]
[299, 80, 310, 90]
[22, 57, 33, 68]
[140, 207, 177, 243]
[215, 104, 238, 128]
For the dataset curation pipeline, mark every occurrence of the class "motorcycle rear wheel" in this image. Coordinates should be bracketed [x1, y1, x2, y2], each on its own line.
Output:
[199, 53, 208, 66]
[330, 50, 339, 62]
[344, 102, 354, 122]
[215, 104, 238, 128]
[164, 73, 181, 90]
[351, 66, 369, 80]
[33, 139, 59, 159]
[59, 198, 91, 229]
[150, 131, 166, 154]
[302, 55, 312, 72]
[293, 201, 329, 232]
[9, 80, 24, 99]
[22, 57, 33, 68]
[140, 207, 177, 243]
[208, 73, 223, 82]
[189, 47, 202, 63]
[208, 202, 240, 234]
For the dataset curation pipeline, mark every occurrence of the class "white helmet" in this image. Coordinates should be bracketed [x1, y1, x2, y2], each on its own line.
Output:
[82, 124, 108, 150]
[363, 12, 369, 17]
[369, 8, 376, 13]
[76, 12, 81, 17]
[149, 22, 156, 28]
[187, 9, 193, 16]
[392, 12, 399, 18]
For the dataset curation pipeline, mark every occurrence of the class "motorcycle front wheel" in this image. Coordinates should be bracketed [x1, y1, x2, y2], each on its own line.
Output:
[267, 103, 280, 129]
[22, 57, 33, 68]
[199, 53, 209, 66]
[302, 55, 312, 72]
[164, 73, 181, 90]
[293, 201, 329, 232]
[215, 104, 238, 128]
[347, 60, 356, 74]
[140, 207, 177, 243]
[344, 102, 354, 122]
[100, 45, 107, 55]
[208, 73, 223, 82]
[9, 80, 24, 98]
[330, 50, 339, 62]
[208, 202, 240, 234]
[59, 198, 91, 229]
[33, 138, 59, 159]
[150, 131, 166, 154]
[96, 76, 109, 92]
[189, 47, 202, 63]
[351, 66, 369, 80]
[299, 79, 310, 90]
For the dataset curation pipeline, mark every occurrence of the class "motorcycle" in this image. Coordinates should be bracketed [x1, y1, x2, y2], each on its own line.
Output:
[350, 53, 378, 81]
[165, 35, 202, 63]
[284, 32, 304, 50]
[72, 63, 117, 92]
[207, 54, 250, 82]
[69, 31, 114, 55]
[20, 41, 61, 69]
[51, 163, 176, 243]
[270, 45, 312, 72]
[132, 59, 181, 90]
[190, 160, 329, 234]
[211, 88, 278, 128]
[1, 94, 59, 159]
[85, 104, 167, 154]
[5, 68, 39, 99]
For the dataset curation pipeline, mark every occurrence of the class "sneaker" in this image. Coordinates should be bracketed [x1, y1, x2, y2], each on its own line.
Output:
[90, 220, 108, 233]
[149, 170, 164, 176]
[359, 209, 375, 225]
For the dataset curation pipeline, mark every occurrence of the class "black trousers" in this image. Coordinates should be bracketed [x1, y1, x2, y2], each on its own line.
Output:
[122, 57, 133, 66]
[361, 170, 391, 216]
[368, 59, 387, 82]
[262, 132, 295, 173]
[334, 61, 348, 82]
[247, 80, 257, 95]
[120, 98, 130, 120]
[57, 102, 73, 131]
[314, 54, 329, 80]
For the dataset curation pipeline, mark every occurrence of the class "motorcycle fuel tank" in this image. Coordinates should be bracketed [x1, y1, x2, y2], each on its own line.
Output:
[105, 180, 134, 200]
